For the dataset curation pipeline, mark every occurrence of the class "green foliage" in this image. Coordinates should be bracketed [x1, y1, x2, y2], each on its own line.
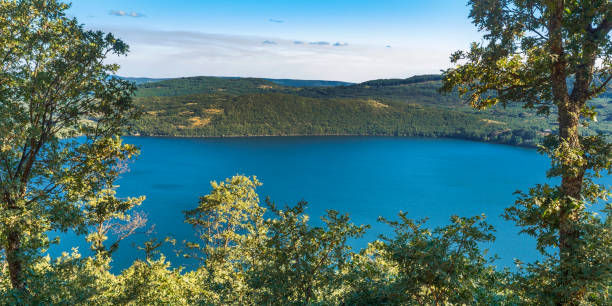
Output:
[0, 170, 607, 305]
[182, 175, 267, 304]
[342, 214, 513, 305]
[135, 76, 283, 97]
[131, 90, 552, 146]
[504, 135, 612, 304]
[0, 0, 143, 296]
[112, 257, 200, 305]
[1, 0, 611, 305]
[182, 175, 369, 304]
[184, 175, 266, 261]
[128, 73, 612, 146]
[506, 199, 612, 304]
[442, 0, 612, 304]
[247, 200, 368, 305]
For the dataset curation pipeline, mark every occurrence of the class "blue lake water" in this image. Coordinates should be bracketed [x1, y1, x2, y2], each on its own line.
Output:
[51, 136, 610, 272]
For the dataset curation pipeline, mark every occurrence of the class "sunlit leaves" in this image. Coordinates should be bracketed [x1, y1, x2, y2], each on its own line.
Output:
[0, 0, 142, 295]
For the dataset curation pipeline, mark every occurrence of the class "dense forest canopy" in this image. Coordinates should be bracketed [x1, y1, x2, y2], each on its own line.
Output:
[129, 74, 611, 147]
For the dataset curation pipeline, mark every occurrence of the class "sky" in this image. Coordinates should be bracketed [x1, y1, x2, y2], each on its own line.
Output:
[67, 0, 483, 82]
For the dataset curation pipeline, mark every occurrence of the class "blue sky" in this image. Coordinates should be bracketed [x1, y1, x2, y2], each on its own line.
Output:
[68, 0, 482, 82]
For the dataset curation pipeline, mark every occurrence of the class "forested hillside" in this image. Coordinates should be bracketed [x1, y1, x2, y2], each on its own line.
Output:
[126, 75, 612, 146]
[129, 75, 611, 146]
[135, 76, 284, 97]
[294, 75, 612, 136]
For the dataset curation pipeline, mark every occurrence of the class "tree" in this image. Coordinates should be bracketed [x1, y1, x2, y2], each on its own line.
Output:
[342, 214, 511, 305]
[247, 200, 367, 304]
[0, 0, 142, 293]
[184, 175, 266, 262]
[183, 175, 267, 304]
[442, 0, 612, 304]
[183, 175, 368, 304]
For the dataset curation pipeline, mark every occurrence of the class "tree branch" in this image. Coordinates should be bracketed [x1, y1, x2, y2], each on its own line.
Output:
[590, 9, 612, 36]
[588, 74, 612, 99]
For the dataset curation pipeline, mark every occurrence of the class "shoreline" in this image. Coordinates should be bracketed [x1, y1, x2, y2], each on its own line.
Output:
[126, 133, 539, 149]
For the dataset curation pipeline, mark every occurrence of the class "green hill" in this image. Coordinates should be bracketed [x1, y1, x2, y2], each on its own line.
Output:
[130, 76, 352, 93]
[135, 76, 284, 97]
[131, 93, 539, 146]
[293, 75, 612, 137]
[128, 75, 612, 146]
[293, 75, 460, 108]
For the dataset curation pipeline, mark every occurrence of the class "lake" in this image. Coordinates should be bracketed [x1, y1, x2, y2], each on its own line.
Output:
[53, 136, 609, 272]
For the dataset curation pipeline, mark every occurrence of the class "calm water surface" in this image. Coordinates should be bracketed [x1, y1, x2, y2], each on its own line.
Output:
[53, 136, 610, 271]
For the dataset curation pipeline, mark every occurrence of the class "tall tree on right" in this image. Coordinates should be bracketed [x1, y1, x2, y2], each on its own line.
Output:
[442, 1, 612, 304]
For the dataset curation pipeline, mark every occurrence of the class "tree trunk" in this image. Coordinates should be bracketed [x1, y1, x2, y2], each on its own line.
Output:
[6, 228, 24, 290]
[4, 136, 44, 291]
[548, 1, 586, 304]
[557, 102, 585, 302]
[2, 190, 24, 291]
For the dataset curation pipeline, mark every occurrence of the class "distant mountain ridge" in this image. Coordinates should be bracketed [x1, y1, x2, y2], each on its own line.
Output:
[358, 75, 442, 87]
[265, 78, 354, 87]
[117, 76, 354, 88]
[115, 76, 169, 85]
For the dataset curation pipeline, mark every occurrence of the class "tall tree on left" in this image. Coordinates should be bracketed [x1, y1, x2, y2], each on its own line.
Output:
[0, 0, 143, 291]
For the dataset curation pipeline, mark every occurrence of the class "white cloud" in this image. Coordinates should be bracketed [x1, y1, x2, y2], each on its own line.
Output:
[309, 41, 330, 46]
[100, 27, 452, 82]
[109, 10, 145, 18]
[333, 42, 349, 47]
[109, 10, 126, 16]
[129, 12, 145, 18]
[262, 40, 277, 45]
[269, 19, 284, 23]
